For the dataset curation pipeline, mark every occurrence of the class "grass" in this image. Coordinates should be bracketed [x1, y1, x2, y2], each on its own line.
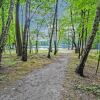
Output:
[61, 51, 100, 100]
[74, 84, 100, 97]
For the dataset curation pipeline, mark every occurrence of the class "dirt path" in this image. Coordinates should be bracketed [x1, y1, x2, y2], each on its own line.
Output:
[0, 55, 68, 100]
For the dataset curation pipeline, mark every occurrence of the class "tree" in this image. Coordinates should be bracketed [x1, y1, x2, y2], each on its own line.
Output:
[96, 52, 100, 74]
[1, 1, 4, 33]
[70, 7, 76, 50]
[0, 0, 14, 67]
[22, 0, 30, 61]
[15, 0, 22, 56]
[76, 0, 100, 77]
[54, 0, 58, 55]
[0, 0, 5, 43]
[47, 0, 58, 58]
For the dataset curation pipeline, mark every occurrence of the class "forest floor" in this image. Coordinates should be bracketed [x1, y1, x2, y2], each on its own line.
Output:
[61, 51, 100, 100]
[0, 53, 63, 90]
[0, 53, 68, 100]
[0, 50, 100, 100]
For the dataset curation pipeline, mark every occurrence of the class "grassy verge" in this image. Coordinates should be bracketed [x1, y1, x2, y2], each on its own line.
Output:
[61, 51, 100, 100]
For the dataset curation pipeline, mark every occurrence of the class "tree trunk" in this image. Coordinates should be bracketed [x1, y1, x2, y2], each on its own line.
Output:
[35, 33, 39, 54]
[68, 30, 70, 50]
[29, 30, 32, 54]
[0, 3, 4, 43]
[54, 0, 58, 55]
[85, 10, 89, 47]
[80, 10, 85, 55]
[96, 53, 100, 74]
[70, 7, 77, 50]
[15, 0, 22, 56]
[0, 0, 14, 67]
[21, 5, 24, 36]
[8, 35, 12, 55]
[76, 1, 100, 77]
[47, 0, 58, 58]
[2, 4, 4, 33]
[78, 32, 81, 59]
[54, 19, 58, 55]
[22, 0, 30, 61]
[28, 3, 32, 54]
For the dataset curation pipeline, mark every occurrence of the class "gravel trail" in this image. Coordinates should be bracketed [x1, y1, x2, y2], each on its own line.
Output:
[0, 55, 68, 100]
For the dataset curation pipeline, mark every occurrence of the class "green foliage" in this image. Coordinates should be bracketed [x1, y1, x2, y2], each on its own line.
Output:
[0, 74, 8, 81]
[74, 84, 100, 98]
[0, 0, 99, 50]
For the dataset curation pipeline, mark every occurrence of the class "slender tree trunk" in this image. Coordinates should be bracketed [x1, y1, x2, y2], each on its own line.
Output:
[22, 0, 30, 61]
[21, 5, 24, 36]
[71, 37, 74, 50]
[76, 1, 100, 76]
[85, 27, 88, 47]
[96, 33, 100, 74]
[54, 0, 58, 55]
[85, 10, 89, 47]
[49, 24, 53, 52]
[78, 32, 81, 59]
[15, 0, 22, 56]
[35, 18, 45, 54]
[0, 3, 4, 43]
[68, 30, 70, 50]
[8, 35, 12, 55]
[70, 7, 77, 50]
[29, 30, 32, 54]
[96, 52, 100, 74]
[28, 3, 32, 54]
[35, 32, 39, 54]
[0, 2, 4, 42]
[0, 0, 14, 67]
[47, 0, 58, 58]
[2, 4, 4, 33]
[80, 10, 85, 55]
[54, 18, 58, 55]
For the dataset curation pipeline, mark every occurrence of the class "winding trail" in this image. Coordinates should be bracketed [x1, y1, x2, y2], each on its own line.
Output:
[0, 55, 68, 100]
